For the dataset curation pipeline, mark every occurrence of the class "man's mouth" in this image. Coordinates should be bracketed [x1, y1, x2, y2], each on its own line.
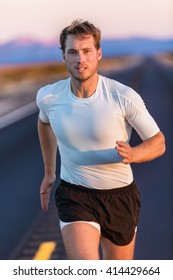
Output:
[75, 66, 87, 72]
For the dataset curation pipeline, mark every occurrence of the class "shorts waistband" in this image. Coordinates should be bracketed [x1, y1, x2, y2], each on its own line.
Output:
[60, 179, 136, 195]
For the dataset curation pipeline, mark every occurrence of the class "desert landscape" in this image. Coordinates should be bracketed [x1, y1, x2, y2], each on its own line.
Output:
[0, 56, 144, 115]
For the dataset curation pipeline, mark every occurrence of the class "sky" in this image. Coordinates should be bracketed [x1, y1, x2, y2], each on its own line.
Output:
[0, 0, 173, 44]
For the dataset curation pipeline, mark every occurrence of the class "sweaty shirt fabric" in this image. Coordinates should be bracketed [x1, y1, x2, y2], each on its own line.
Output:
[36, 75, 160, 189]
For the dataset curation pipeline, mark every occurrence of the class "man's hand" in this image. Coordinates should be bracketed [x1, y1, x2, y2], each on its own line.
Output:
[115, 132, 165, 164]
[115, 141, 134, 164]
[40, 174, 56, 212]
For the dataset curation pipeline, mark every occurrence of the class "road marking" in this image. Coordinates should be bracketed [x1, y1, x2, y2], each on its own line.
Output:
[0, 102, 38, 129]
[33, 241, 57, 260]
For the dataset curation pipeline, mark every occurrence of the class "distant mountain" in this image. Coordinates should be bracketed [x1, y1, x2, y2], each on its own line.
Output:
[0, 37, 173, 65]
[101, 38, 173, 57]
[0, 38, 61, 65]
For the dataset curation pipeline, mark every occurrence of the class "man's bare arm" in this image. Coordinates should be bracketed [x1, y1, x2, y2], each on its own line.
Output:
[115, 131, 166, 164]
[38, 118, 57, 211]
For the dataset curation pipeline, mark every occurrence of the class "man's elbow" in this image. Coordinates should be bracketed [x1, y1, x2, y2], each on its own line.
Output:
[158, 132, 166, 157]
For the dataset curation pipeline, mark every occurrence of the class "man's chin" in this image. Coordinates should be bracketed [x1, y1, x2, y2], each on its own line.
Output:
[72, 74, 91, 82]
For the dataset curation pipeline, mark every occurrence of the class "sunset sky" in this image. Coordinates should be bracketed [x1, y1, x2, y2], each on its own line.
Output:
[0, 0, 173, 43]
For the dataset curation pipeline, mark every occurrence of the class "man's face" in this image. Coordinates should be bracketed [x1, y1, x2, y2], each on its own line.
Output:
[63, 34, 102, 82]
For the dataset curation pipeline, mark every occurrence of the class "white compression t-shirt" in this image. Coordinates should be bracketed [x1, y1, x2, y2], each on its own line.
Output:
[36, 75, 160, 189]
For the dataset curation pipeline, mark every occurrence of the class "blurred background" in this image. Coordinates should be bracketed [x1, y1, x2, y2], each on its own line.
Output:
[0, 0, 173, 260]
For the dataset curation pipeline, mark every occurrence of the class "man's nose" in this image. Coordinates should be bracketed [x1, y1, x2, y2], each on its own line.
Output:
[77, 52, 85, 63]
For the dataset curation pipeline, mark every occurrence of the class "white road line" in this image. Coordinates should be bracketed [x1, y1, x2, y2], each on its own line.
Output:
[0, 102, 38, 129]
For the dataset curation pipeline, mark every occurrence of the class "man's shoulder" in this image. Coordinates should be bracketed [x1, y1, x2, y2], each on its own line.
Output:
[36, 78, 69, 101]
[100, 75, 143, 106]
[100, 75, 132, 95]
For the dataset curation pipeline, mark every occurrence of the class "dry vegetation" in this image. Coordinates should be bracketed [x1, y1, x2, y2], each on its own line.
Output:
[0, 56, 141, 114]
[0, 54, 172, 98]
[0, 62, 67, 84]
[0, 56, 139, 87]
[155, 52, 173, 67]
[0, 54, 171, 115]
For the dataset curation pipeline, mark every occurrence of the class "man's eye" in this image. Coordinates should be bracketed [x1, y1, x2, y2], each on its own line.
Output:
[69, 51, 76, 54]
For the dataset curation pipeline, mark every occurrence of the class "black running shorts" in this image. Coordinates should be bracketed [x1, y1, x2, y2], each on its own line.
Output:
[55, 179, 140, 246]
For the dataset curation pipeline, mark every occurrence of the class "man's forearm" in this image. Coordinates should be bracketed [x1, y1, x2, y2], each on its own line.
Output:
[116, 131, 166, 164]
[38, 118, 57, 175]
[132, 131, 166, 163]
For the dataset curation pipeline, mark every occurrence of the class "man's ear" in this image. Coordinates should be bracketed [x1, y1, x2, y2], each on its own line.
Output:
[97, 48, 102, 61]
[62, 52, 65, 62]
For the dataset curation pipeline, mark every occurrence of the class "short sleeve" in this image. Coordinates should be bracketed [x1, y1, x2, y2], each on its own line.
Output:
[119, 88, 160, 140]
[36, 86, 50, 123]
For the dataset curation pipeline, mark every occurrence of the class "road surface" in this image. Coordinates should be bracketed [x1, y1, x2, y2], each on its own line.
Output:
[0, 57, 172, 260]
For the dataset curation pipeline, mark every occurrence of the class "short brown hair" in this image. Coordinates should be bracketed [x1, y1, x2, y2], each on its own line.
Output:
[59, 19, 101, 53]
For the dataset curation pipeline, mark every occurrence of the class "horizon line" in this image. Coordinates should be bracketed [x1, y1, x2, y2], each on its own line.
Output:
[1, 35, 173, 46]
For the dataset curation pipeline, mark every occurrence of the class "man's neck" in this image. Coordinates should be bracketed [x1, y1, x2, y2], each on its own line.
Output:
[70, 74, 99, 98]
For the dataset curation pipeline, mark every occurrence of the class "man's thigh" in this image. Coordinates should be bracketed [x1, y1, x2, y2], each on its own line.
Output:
[100, 232, 136, 260]
[61, 222, 101, 260]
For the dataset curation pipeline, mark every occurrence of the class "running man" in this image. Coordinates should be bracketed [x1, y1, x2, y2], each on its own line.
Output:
[36, 19, 165, 260]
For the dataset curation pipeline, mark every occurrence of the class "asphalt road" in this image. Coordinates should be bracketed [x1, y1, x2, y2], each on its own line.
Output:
[0, 57, 172, 260]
